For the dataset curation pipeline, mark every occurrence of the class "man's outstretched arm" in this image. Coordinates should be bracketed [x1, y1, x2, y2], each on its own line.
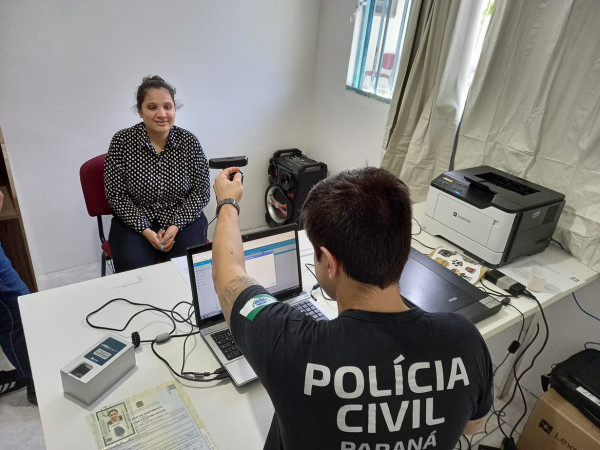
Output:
[211, 167, 257, 325]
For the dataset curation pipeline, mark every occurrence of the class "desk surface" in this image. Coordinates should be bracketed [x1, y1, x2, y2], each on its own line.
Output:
[21, 262, 278, 449]
[21, 222, 598, 449]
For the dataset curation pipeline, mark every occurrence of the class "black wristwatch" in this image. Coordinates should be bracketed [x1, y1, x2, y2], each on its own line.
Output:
[216, 198, 240, 216]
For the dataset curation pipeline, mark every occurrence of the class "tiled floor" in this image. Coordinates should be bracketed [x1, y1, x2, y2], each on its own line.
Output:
[465, 386, 539, 449]
[1, 262, 539, 450]
[0, 352, 46, 449]
[0, 262, 100, 450]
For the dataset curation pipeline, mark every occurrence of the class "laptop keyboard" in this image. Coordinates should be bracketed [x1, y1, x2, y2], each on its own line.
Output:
[212, 329, 242, 361]
[213, 300, 327, 361]
[292, 299, 327, 321]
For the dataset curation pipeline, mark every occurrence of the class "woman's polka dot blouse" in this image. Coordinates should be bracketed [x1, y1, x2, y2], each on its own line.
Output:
[104, 122, 210, 233]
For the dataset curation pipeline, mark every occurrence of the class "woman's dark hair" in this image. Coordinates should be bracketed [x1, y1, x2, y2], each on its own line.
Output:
[301, 167, 413, 289]
[135, 75, 180, 111]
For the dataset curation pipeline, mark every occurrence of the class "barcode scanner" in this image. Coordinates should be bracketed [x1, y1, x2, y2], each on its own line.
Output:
[209, 156, 247, 183]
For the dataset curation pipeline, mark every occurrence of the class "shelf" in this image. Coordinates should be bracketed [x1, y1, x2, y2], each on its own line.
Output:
[0, 124, 38, 292]
[0, 185, 18, 220]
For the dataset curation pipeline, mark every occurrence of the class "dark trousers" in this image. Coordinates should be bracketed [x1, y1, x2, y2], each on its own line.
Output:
[109, 213, 208, 273]
[0, 242, 33, 385]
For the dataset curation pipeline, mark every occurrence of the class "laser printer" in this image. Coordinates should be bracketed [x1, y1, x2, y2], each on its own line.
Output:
[422, 166, 565, 267]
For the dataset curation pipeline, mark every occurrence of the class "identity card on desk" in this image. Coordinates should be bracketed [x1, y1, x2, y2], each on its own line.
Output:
[89, 381, 216, 449]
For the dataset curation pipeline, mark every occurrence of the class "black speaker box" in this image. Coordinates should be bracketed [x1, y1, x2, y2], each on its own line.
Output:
[265, 149, 327, 227]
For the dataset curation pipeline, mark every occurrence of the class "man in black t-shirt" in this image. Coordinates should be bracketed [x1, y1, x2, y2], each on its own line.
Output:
[212, 167, 493, 450]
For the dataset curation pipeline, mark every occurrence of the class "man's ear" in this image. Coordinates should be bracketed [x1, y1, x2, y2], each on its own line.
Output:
[320, 247, 339, 279]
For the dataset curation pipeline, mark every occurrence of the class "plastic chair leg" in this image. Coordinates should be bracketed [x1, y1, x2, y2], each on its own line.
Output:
[101, 253, 107, 277]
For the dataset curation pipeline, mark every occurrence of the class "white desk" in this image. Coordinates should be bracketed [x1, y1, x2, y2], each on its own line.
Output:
[20, 228, 596, 449]
[21, 263, 271, 449]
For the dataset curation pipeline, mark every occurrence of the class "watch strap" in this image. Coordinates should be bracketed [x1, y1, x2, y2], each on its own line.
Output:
[216, 198, 240, 216]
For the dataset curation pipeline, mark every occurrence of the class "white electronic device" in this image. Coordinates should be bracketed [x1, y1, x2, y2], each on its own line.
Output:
[60, 334, 136, 405]
[422, 166, 565, 267]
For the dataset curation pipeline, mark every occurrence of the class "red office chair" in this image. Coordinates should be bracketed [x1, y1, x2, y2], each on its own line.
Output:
[364, 52, 396, 91]
[80, 154, 113, 276]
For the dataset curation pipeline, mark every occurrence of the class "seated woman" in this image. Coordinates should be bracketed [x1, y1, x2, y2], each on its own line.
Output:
[105, 75, 210, 272]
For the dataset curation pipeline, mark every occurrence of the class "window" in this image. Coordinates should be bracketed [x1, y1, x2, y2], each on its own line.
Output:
[347, 0, 413, 102]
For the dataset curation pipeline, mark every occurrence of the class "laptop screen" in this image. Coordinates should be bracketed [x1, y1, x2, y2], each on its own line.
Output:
[187, 223, 303, 326]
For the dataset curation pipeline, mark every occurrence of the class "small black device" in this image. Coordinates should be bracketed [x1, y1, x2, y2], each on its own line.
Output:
[208, 156, 248, 169]
[501, 437, 516, 450]
[483, 269, 526, 296]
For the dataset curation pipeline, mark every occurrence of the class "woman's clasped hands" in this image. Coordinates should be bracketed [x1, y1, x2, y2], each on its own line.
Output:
[142, 225, 179, 252]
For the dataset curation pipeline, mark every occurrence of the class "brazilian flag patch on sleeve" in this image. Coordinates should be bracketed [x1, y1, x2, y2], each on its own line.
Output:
[239, 294, 278, 321]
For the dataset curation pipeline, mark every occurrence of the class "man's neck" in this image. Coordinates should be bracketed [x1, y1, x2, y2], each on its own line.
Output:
[335, 279, 409, 314]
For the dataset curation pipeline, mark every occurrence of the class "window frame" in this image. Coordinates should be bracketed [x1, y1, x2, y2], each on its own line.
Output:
[346, 0, 413, 103]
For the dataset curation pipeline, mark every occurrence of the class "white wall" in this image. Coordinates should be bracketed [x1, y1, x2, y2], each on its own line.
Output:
[309, 0, 391, 174]
[0, 0, 321, 275]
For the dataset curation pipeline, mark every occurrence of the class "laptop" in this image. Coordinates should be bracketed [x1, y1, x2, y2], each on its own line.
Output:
[400, 248, 501, 323]
[186, 223, 334, 386]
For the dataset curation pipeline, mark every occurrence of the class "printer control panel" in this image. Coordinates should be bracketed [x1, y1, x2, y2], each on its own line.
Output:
[431, 173, 497, 209]
[432, 175, 468, 196]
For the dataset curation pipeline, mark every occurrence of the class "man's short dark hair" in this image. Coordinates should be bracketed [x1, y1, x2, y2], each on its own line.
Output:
[301, 167, 412, 289]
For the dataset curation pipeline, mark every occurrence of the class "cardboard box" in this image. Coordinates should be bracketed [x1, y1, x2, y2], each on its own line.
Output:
[517, 388, 600, 450]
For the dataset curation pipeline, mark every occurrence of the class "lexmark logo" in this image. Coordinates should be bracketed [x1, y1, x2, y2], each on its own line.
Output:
[453, 212, 471, 223]
[539, 419, 553, 434]
[539, 419, 580, 450]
